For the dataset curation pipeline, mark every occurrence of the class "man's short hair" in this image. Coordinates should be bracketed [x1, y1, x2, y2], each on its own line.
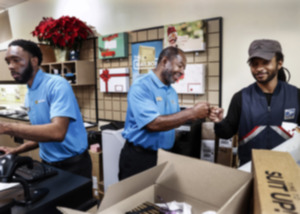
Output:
[157, 46, 185, 65]
[8, 39, 43, 65]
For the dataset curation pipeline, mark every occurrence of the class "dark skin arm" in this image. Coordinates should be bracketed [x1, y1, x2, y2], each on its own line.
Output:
[146, 102, 210, 131]
[0, 140, 39, 155]
[0, 117, 69, 155]
[0, 117, 69, 142]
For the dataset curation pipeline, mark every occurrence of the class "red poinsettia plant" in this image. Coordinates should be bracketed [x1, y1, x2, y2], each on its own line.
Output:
[32, 16, 94, 50]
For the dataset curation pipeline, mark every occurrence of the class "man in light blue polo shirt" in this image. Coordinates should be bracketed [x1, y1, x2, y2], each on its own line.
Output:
[0, 39, 91, 179]
[119, 46, 210, 180]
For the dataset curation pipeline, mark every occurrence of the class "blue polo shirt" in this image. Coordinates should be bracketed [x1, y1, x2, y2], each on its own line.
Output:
[25, 70, 87, 162]
[122, 71, 180, 150]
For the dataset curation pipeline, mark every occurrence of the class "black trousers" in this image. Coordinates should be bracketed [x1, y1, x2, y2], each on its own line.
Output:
[118, 141, 157, 181]
[42, 149, 92, 179]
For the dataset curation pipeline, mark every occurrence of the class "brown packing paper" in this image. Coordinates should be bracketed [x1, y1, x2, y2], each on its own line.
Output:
[89, 150, 103, 200]
[201, 122, 215, 140]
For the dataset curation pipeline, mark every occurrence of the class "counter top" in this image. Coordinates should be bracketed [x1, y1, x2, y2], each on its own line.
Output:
[0, 113, 29, 122]
[0, 113, 97, 129]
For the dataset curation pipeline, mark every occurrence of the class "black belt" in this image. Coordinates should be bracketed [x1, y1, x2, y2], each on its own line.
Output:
[125, 140, 157, 154]
[42, 149, 89, 167]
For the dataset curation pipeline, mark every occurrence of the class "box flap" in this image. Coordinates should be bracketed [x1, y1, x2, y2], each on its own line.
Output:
[157, 149, 252, 208]
[99, 186, 156, 214]
[57, 207, 90, 214]
[99, 162, 168, 211]
[218, 178, 253, 214]
[252, 149, 300, 213]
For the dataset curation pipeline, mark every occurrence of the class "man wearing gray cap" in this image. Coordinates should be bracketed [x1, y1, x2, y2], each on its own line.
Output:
[209, 39, 300, 166]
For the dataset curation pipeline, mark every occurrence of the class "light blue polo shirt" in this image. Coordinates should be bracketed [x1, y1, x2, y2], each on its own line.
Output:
[122, 70, 180, 150]
[25, 69, 87, 162]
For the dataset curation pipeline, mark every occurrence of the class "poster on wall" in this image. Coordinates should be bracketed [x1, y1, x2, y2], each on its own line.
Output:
[131, 40, 163, 82]
[172, 64, 205, 94]
[164, 20, 206, 52]
[0, 85, 25, 102]
[99, 68, 130, 93]
[98, 33, 128, 59]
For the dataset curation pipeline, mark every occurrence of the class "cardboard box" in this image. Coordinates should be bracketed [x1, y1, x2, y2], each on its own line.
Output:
[201, 122, 216, 162]
[99, 68, 129, 93]
[201, 139, 215, 162]
[252, 149, 300, 214]
[239, 131, 300, 173]
[89, 150, 103, 199]
[99, 150, 252, 213]
[58, 150, 253, 214]
[217, 137, 236, 167]
[217, 147, 233, 166]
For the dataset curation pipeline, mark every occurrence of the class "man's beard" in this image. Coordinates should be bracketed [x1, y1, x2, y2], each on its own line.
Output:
[161, 68, 174, 85]
[14, 62, 33, 84]
[254, 64, 278, 85]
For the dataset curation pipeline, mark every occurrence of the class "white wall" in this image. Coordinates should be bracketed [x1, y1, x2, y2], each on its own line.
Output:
[1, 0, 299, 112]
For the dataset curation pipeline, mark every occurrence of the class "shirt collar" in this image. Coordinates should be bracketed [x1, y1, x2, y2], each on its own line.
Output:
[149, 70, 170, 89]
[28, 69, 44, 90]
[254, 80, 282, 95]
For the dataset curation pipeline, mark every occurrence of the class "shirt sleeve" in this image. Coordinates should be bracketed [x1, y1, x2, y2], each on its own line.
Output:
[48, 78, 77, 120]
[128, 83, 160, 129]
[214, 91, 242, 139]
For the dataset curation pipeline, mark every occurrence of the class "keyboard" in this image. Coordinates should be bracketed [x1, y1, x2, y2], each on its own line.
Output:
[14, 161, 58, 182]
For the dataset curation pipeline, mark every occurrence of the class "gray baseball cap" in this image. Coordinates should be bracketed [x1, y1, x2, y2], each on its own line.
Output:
[248, 39, 282, 62]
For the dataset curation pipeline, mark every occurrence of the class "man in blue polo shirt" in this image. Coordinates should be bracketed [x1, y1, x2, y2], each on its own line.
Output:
[0, 39, 91, 179]
[119, 46, 210, 180]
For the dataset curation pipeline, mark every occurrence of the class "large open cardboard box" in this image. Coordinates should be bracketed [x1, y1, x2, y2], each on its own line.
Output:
[58, 149, 253, 214]
[252, 149, 300, 214]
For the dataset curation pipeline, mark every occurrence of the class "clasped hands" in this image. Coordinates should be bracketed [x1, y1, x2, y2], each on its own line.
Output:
[192, 102, 224, 122]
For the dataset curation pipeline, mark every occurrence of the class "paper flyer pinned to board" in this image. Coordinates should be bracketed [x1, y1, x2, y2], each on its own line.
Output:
[172, 64, 205, 94]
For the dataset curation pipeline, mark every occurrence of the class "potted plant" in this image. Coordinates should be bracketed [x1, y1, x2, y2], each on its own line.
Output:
[32, 16, 94, 61]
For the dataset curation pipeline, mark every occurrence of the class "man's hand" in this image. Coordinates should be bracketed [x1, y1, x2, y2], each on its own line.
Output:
[0, 117, 69, 142]
[0, 146, 17, 155]
[0, 122, 8, 135]
[192, 102, 210, 119]
[0, 141, 38, 156]
[209, 106, 224, 123]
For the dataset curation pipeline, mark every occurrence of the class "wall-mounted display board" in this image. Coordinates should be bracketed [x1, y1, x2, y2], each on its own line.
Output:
[172, 64, 205, 94]
[96, 17, 223, 122]
[98, 33, 128, 59]
[164, 19, 206, 52]
[131, 40, 163, 82]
